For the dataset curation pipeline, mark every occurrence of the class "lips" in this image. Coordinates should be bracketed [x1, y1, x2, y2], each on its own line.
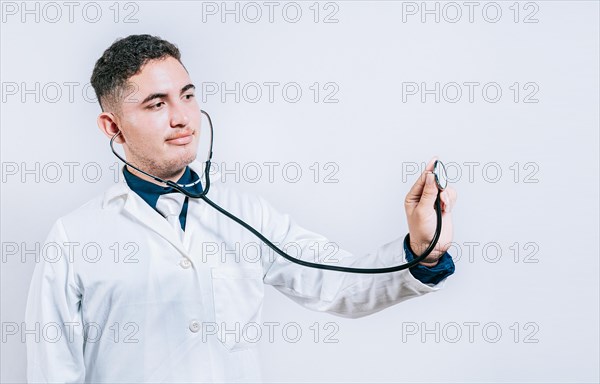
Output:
[166, 131, 194, 145]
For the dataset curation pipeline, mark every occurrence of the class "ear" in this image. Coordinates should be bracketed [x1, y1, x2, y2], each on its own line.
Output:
[97, 112, 125, 144]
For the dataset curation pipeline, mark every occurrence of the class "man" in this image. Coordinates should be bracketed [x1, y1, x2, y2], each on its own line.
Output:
[25, 34, 458, 382]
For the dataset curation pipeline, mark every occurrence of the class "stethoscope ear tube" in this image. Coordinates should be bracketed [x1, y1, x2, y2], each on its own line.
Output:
[110, 110, 445, 273]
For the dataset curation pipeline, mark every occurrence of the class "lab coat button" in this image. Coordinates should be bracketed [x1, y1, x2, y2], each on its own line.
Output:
[179, 258, 192, 269]
[189, 320, 200, 333]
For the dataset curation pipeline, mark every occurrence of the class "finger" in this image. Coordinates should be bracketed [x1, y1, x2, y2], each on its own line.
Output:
[442, 190, 453, 212]
[425, 156, 437, 173]
[405, 156, 438, 205]
[417, 171, 440, 211]
[449, 186, 458, 204]
[445, 186, 457, 212]
[441, 191, 449, 212]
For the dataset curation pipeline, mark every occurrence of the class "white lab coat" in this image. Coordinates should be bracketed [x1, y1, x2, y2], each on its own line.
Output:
[25, 159, 445, 383]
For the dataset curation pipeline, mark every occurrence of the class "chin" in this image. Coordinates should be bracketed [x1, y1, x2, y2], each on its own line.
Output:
[175, 150, 198, 167]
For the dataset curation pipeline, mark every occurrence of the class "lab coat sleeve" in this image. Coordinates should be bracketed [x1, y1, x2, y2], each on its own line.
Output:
[257, 196, 448, 319]
[25, 219, 85, 383]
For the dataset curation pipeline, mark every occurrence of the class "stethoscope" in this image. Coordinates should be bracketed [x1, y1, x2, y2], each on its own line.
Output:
[110, 110, 448, 273]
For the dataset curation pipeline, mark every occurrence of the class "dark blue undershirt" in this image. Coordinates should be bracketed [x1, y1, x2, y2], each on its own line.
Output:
[123, 166, 202, 231]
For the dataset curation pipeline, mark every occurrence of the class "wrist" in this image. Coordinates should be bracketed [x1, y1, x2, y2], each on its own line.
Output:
[406, 233, 443, 266]
[418, 259, 440, 267]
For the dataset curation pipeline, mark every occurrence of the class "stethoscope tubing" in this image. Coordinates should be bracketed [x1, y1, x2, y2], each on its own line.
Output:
[110, 110, 444, 273]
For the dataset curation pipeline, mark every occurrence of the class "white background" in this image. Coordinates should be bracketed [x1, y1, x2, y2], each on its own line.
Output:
[1, 1, 599, 382]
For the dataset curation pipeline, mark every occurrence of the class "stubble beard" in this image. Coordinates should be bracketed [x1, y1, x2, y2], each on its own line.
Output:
[127, 144, 197, 180]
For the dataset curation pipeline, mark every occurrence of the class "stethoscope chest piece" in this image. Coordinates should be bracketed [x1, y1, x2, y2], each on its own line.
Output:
[433, 160, 448, 191]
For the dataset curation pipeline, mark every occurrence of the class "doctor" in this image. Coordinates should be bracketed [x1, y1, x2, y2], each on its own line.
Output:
[25, 34, 458, 383]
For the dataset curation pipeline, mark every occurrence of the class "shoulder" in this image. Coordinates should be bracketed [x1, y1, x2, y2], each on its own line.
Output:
[51, 182, 128, 234]
[202, 170, 267, 217]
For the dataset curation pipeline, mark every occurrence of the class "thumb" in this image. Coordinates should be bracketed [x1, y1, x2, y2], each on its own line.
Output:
[418, 172, 439, 210]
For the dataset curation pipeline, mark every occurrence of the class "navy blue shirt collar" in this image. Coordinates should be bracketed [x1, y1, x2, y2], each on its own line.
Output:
[122, 165, 201, 210]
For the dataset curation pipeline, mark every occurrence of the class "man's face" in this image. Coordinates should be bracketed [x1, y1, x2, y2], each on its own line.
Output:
[115, 56, 201, 179]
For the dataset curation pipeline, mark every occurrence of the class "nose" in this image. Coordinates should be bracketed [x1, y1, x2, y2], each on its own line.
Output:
[169, 100, 190, 128]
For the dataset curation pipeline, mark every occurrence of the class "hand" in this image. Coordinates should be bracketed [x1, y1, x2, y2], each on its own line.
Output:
[404, 156, 458, 267]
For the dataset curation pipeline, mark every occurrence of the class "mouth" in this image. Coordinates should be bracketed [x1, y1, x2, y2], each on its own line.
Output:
[166, 131, 194, 146]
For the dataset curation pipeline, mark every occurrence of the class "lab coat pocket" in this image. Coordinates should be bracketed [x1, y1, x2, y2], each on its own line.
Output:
[210, 267, 265, 351]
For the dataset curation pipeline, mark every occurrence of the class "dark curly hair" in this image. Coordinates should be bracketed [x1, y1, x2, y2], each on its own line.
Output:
[90, 34, 185, 114]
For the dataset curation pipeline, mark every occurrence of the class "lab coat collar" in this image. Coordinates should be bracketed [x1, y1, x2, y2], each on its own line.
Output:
[122, 163, 199, 212]
[101, 159, 208, 255]
[102, 159, 207, 207]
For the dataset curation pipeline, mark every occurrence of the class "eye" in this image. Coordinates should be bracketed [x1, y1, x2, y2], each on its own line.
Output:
[149, 101, 164, 110]
[184, 94, 195, 100]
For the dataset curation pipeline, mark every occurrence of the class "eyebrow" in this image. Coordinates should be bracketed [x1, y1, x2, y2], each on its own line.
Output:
[141, 83, 196, 105]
